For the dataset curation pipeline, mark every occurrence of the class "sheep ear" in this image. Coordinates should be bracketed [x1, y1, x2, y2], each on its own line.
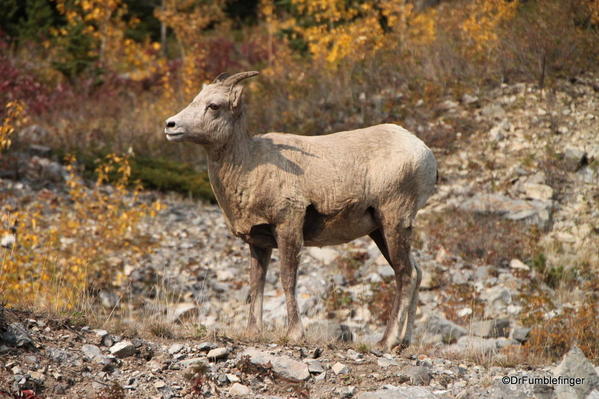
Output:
[230, 85, 245, 110]
[213, 72, 231, 83]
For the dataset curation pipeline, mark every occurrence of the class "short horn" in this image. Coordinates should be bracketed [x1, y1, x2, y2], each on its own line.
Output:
[223, 71, 260, 86]
[213, 72, 231, 83]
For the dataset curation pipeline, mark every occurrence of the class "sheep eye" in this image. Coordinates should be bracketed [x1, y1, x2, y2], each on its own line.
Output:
[208, 103, 220, 111]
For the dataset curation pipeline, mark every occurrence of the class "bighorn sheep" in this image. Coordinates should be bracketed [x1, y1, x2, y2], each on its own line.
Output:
[165, 71, 437, 350]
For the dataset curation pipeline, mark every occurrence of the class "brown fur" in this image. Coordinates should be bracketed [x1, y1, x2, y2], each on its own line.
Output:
[165, 71, 437, 350]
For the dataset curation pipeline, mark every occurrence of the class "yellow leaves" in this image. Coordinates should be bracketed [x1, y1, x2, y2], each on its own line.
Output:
[0, 154, 161, 313]
[287, 0, 438, 69]
[461, 0, 519, 56]
[591, 0, 599, 24]
[1, 101, 29, 151]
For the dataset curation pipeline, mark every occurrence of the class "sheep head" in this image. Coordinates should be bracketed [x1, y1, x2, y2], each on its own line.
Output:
[164, 71, 259, 145]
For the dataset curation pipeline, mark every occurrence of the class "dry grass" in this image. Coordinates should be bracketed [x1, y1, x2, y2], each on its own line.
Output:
[417, 209, 542, 267]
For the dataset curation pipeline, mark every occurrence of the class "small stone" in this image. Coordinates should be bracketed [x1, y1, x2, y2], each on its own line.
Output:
[207, 347, 228, 360]
[226, 374, 240, 383]
[109, 341, 136, 358]
[332, 362, 349, 375]
[377, 358, 399, 368]
[168, 344, 184, 355]
[81, 344, 105, 363]
[563, 147, 588, 171]
[197, 342, 217, 351]
[457, 308, 473, 318]
[335, 386, 357, 398]
[522, 183, 553, 201]
[307, 247, 339, 264]
[462, 93, 479, 105]
[305, 359, 324, 374]
[240, 348, 310, 381]
[229, 383, 251, 396]
[512, 327, 531, 343]
[509, 259, 530, 271]
[404, 366, 432, 386]
[180, 358, 207, 368]
[420, 315, 467, 343]
[346, 349, 363, 361]
[154, 380, 166, 389]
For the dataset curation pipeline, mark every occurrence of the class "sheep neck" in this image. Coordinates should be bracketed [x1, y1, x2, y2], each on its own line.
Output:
[206, 124, 253, 225]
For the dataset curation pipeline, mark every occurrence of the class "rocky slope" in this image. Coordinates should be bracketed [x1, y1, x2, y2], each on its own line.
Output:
[1, 75, 598, 398]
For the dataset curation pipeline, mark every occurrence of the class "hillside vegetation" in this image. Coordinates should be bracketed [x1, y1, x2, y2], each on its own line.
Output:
[1, 1, 598, 398]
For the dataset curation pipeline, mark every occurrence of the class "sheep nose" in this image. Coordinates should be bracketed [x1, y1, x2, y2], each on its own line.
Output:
[166, 120, 176, 128]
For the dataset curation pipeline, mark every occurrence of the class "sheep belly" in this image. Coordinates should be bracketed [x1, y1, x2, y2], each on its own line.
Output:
[302, 204, 377, 247]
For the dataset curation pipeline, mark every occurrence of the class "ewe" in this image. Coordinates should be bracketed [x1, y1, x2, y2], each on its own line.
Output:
[165, 71, 437, 350]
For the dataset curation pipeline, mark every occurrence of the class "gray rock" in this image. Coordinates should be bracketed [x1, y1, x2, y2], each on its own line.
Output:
[332, 362, 350, 375]
[553, 346, 599, 399]
[109, 341, 136, 358]
[481, 286, 513, 318]
[240, 348, 310, 381]
[404, 366, 432, 385]
[168, 343, 184, 354]
[564, 147, 588, 171]
[207, 347, 228, 360]
[335, 386, 357, 398]
[307, 247, 339, 264]
[463, 94, 479, 105]
[98, 290, 119, 309]
[420, 315, 467, 343]
[470, 319, 510, 338]
[377, 265, 395, 279]
[377, 357, 399, 368]
[306, 359, 324, 374]
[511, 327, 531, 343]
[81, 344, 106, 363]
[1, 323, 33, 347]
[180, 357, 208, 368]
[229, 383, 251, 396]
[197, 342, 217, 351]
[587, 390, 599, 399]
[306, 320, 353, 342]
[459, 193, 551, 229]
[522, 183, 553, 201]
[357, 386, 438, 399]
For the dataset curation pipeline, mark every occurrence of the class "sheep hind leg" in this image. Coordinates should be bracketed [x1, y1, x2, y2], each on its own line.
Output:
[398, 253, 421, 347]
[370, 226, 413, 351]
[276, 225, 304, 342]
[247, 244, 272, 335]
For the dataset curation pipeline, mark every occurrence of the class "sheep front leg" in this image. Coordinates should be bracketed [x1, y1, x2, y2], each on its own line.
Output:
[247, 244, 272, 335]
[276, 224, 304, 341]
